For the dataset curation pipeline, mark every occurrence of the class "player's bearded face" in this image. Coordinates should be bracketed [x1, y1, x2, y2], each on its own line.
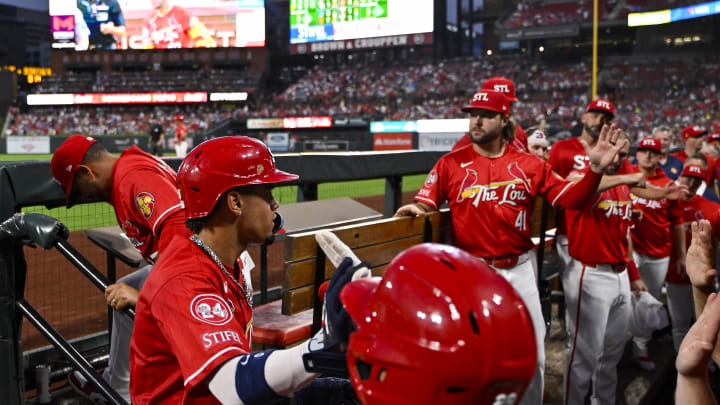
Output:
[604, 144, 630, 175]
[583, 111, 610, 138]
[468, 110, 506, 145]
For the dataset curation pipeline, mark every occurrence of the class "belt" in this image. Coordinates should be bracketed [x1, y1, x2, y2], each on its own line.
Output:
[582, 262, 627, 273]
[482, 252, 530, 269]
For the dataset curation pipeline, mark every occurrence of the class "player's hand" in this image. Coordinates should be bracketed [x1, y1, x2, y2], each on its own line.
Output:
[0, 213, 69, 249]
[100, 22, 115, 34]
[394, 203, 425, 217]
[664, 183, 689, 201]
[686, 220, 717, 294]
[105, 283, 139, 311]
[325, 257, 369, 346]
[677, 292, 720, 379]
[631, 279, 649, 295]
[583, 124, 628, 174]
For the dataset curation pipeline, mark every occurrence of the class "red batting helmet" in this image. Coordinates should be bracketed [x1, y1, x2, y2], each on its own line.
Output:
[341, 243, 537, 405]
[175, 113, 184, 122]
[177, 136, 298, 219]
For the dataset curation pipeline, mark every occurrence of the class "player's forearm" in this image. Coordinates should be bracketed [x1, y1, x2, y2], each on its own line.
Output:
[631, 185, 666, 200]
[557, 169, 602, 209]
[598, 174, 632, 192]
[208, 344, 318, 405]
[692, 287, 720, 366]
[676, 374, 717, 405]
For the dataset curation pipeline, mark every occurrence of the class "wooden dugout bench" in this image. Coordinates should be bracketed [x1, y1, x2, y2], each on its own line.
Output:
[251, 209, 453, 349]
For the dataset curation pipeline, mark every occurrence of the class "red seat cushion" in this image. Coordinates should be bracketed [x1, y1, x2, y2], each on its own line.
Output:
[252, 300, 314, 347]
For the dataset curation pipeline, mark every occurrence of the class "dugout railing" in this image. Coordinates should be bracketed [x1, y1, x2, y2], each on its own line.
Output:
[0, 150, 447, 404]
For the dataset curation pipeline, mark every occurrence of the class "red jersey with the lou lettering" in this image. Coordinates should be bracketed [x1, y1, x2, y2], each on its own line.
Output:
[142, 6, 194, 49]
[630, 167, 683, 258]
[565, 185, 634, 265]
[130, 235, 254, 405]
[110, 145, 188, 262]
[549, 137, 636, 235]
[415, 146, 578, 258]
[666, 195, 720, 284]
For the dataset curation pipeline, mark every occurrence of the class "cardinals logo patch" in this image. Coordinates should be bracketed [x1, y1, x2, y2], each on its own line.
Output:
[135, 192, 155, 220]
[507, 162, 532, 194]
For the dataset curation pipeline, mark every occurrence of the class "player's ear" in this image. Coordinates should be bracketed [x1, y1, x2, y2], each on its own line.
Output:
[75, 165, 95, 182]
[225, 190, 244, 216]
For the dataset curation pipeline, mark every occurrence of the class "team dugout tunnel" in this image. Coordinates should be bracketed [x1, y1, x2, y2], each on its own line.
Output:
[0, 149, 479, 404]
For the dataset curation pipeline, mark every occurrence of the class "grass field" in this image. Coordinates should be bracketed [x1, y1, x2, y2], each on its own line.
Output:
[5, 152, 427, 231]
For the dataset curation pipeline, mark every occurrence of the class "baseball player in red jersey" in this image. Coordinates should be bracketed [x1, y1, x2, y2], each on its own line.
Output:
[395, 90, 629, 405]
[452, 77, 528, 153]
[666, 163, 720, 351]
[174, 114, 188, 157]
[140, 0, 215, 49]
[50, 135, 190, 402]
[629, 137, 686, 370]
[549, 100, 682, 275]
[130, 136, 362, 405]
[672, 125, 719, 197]
[562, 133, 648, 405]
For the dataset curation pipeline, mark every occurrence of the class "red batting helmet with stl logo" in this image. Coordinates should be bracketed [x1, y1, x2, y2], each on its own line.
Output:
[177, 136, 299, 219]
[341, 243, 537, 405]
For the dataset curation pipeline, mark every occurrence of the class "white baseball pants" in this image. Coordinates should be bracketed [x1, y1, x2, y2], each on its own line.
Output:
[104, 265, 151, 402]
[490, 250, 545, 405]
[631, 252, 669, 356]
[563, 262, 631, 405]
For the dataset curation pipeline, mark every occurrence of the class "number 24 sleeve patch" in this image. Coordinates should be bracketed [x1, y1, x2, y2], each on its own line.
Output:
[191, 294, 234, 326]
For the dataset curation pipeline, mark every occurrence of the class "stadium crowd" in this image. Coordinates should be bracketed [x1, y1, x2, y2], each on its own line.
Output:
[6, 54, 720, 145]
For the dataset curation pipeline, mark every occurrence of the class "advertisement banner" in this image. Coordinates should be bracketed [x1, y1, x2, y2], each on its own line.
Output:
[283, 116, 332, 129]
[290, 32, 432, 54]
[264, 132, 289, 152]
[418, 133, 464, 151]
[27, 92, 207, 105]
[247, 118, 284, 129]
[7, 136, 51, 154]
[369, 120, 417, 133]
[303, 140, 349, 152]
[373, 133, 413, 151]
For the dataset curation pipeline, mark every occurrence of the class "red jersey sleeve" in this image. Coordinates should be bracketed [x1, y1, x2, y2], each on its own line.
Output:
[156, 209, 190, 256]
[128, 168, 185, 239]
[151, 275, 251, 390]
[414, 159, 448, 210]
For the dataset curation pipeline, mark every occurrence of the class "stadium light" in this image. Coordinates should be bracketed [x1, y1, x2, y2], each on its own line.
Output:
[486, 49, 493, 56]
[538, 46, 545, 53]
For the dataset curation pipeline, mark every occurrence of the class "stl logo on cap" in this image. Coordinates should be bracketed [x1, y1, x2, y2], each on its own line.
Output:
[135, 191, 155, 220]
[191, 294, 233, 326]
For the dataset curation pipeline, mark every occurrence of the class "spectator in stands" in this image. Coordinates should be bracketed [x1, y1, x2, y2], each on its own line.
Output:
[77, 0, 126, 49]
[148, 116, 164, 156]
[656, 125, 684, 180]
[50, 135, 190, 403]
